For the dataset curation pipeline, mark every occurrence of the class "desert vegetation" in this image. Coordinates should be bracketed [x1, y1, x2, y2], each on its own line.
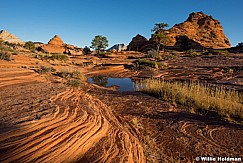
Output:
[34, 53, 68, 61]
[35, 66, 56, 74]
[133, 58, 168, 70]
[151, 23, 170, 53]
[55, 70, 85, 80]
[24, 41, 36, 51]
[0, 51, 11, 61]
[136, 79, 243, 121]
[0, 41, 15, 60]
[91, 35, 108, 55]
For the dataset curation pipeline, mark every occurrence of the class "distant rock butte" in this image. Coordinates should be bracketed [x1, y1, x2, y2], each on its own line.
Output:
[108, 44, 127, 52]
[0, 30, 24, 44]
[41, 35, 65, 54]
[167, 12, 231, 49]
[65, 44, 83, 56]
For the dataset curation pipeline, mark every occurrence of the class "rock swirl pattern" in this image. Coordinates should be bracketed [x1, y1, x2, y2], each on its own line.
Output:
[0, 69, 145, 163]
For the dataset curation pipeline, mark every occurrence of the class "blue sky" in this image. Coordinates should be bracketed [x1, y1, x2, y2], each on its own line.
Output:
[1, 0, 242, 47]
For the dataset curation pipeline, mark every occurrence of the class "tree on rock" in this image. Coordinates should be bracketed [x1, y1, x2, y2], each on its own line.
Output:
[151, 23, 170, 53]
[91, 35, 108, 55]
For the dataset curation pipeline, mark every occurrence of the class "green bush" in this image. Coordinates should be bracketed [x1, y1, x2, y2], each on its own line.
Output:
[0, 51, 11, 61]
[186, 49, 197, 57]
[54, 70, 86, 81]
[157, 62, 168, 68]
[67, 79, 81, 87]
[35, 53, 68, 61]
[133, 59, 163, 70]
[35, 66, 56, 74]
[214, 49, 229, 55]
[24, 41, 36, 51]
[55, 70, 84, 79]
[164, 53, 178, 60]
[207, 49, 229, 55]
[50, 54, 68, 60]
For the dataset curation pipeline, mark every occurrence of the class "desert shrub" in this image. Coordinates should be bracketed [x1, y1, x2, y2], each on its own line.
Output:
[136, 79, 243, 121]
[188, 53, 197, 57]
[228, 68, 234, 73]
[36, 66, 56, 74]
[55, 70, 70, 78]
[204, 52, 213, 56]
[186, 49, 197, 57]
[147, 49, 161, 60]
[67, 79, 81, 87]
[157, 62, 168, 68]
[0, 51, 11, 61]
[133, 59, 159, 70]
[208, 49, 229, 55]
[164, 53, 178, 60]
[24, 41, 36, 51]
[35, 53, 68, 61]
[48, 54, 68, 60]
[0, 44, 14, 52]
[55, 70, 85, 80]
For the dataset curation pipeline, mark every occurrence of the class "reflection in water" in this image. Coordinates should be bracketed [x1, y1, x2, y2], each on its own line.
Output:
[90, 76, 108, 87]
[88, 76, 135, 91]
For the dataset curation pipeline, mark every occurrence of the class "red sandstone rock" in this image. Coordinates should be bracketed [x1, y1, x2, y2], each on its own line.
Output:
[41, 35, 65, 54]
[166, 12, 231, 49]
[127, 34, 148, 51]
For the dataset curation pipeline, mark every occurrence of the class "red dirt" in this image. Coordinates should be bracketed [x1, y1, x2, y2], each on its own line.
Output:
[0, 63, 145, 162]
[0, 52, 243, 162]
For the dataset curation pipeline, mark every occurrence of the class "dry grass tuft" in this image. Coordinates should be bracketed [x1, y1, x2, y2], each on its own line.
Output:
[136, 79, 243, 120]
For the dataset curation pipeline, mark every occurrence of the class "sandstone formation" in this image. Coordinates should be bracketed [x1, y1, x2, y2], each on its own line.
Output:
[0, 30, 24, 44]
[129, 12, 231, 52]
[34, 42, 44, 48]
[108, 44, 127, 52]
[166, 12, 231, 49]
[41, 35, 65, 54]
[65, 44, 83, 56]
[40, 35, 83, 55]
[127, 34, 148, 51]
